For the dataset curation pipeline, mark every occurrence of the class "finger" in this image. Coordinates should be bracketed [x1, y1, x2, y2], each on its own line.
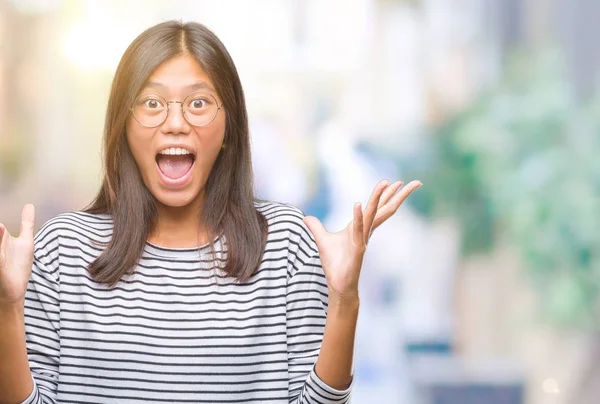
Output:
[352, 203, 365, 247]
[19, 204, 36, 240]
[0, 223, 5, 251]
[372, 180, 422, 231]
[363, 180, 388, 242]
[0, 222, 8, 259]
[302, 216, 327, 246]
[378, 181, 403, 209]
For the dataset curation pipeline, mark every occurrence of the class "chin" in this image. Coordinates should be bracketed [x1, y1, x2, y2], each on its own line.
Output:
[153, 188, 201, 208]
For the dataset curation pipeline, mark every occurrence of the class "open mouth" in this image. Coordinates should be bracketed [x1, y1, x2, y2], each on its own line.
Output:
[155, 147, 196, 182]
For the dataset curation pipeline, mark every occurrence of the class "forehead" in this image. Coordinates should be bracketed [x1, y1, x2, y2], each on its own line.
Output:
[143, 54, 217, 94]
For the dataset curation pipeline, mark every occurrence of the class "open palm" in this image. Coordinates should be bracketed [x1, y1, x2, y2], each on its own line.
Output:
[303, 180, 421, 301]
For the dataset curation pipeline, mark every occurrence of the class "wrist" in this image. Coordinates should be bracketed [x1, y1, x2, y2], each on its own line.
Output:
[0, 299, 25, 315]
[327, 289, 360, 313]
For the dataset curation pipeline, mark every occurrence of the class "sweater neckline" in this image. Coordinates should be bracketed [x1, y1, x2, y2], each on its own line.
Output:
[143, 234, 223, 258]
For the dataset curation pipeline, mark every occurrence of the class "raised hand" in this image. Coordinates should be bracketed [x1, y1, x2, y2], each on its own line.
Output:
[303, 180, 421, 302]
[0, 204, 36, 306]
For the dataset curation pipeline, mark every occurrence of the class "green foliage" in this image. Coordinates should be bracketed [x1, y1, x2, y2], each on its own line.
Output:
[407, 51, 600, 329]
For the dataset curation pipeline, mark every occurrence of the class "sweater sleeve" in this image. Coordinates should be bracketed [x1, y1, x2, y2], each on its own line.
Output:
[286, 226, 353, 403]
[21, 225, 61, 403]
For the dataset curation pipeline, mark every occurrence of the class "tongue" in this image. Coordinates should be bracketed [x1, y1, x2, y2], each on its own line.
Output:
[156, 155, 194, 179]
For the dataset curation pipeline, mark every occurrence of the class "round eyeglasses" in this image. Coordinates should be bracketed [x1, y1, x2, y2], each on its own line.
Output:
[131, 91, 224, 128]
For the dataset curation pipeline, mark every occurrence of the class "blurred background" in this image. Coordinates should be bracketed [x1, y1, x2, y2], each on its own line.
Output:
[1, 0, 599, 403]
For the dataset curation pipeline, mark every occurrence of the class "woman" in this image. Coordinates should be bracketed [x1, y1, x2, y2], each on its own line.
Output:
[0, 21, 421, 403]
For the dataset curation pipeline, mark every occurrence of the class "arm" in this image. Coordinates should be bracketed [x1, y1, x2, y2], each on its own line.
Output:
[295, 179, 422, 402]
[0, 302, 34, 404]
[286, 254, 353, 404]
[0, 207, 60, 404]
[314, 292, 358, 390]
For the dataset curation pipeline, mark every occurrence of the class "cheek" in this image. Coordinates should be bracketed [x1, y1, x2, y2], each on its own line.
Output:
[125, 130, 154, 174]
[195, 125, 226, 165]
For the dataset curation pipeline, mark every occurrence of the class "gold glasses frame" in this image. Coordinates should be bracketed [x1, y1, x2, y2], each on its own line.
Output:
[130, 91, 224, 128]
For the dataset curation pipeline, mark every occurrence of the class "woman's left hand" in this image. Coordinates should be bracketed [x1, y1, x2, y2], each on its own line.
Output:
[303, 179, 422, 303]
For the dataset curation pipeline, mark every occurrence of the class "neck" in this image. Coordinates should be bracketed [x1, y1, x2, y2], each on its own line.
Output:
[148, 194, 209, 248]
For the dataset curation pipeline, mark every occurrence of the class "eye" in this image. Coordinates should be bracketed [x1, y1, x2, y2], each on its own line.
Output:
[188, 97, 210, 109]
[144, 98, 161, 109]
[135, 94, 164, 110]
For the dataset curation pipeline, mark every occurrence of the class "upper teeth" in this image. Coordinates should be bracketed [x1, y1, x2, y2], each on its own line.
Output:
[159, 147, 192, 156]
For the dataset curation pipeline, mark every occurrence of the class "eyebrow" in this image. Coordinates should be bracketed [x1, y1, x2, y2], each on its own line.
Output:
[145, 81, 216, 93]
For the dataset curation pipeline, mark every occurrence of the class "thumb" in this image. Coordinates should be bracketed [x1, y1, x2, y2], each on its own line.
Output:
[0, 222, 5, 251]
[19, 204, 36, 240]
[0, 223, 7, 266]
[302, 216, 327, 245]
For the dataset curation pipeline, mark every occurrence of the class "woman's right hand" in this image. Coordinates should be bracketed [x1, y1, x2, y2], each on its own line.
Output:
[0, 204, 35, 307]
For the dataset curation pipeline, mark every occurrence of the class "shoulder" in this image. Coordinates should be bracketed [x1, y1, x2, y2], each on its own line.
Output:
[255, 200, 305, 228]
[254, 200, 313, 244]
[34, 211, 113, 253]
[254, 200, 319, 275]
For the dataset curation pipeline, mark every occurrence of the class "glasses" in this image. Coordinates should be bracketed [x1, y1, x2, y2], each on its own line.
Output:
[131, 91, 224, 128]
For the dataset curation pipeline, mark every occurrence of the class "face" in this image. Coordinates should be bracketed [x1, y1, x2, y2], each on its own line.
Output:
[126, 54, 226, 211]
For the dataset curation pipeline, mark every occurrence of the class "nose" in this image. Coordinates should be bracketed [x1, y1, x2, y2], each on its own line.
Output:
[161, 101, 191, 134]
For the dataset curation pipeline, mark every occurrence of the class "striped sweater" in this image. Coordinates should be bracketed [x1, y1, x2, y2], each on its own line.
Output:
[21, 201, 352, 403]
